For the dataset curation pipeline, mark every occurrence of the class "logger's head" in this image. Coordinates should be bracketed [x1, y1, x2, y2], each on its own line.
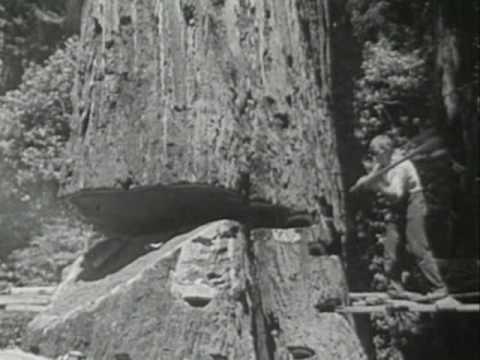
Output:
[369, 134, 394, 166]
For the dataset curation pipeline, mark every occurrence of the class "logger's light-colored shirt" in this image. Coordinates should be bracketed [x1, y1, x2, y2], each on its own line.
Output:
[380, 151, 423, 198]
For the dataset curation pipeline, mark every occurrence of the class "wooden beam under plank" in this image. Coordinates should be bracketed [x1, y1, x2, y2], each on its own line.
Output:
[0, 304, 48, 312]
[0, 348, 51, 360]
[0, 295, 51, 306]
[349, 291, 480, 301]
[338, 301, 480, 314]
[9, 286, 56, 296]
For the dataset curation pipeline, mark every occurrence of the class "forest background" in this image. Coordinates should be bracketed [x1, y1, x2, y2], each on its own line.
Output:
[0, 0, 478, 358]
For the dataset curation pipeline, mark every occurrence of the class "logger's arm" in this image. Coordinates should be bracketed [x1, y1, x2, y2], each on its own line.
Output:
[351, 164, 383, 192]
[351, 164, 405, 200]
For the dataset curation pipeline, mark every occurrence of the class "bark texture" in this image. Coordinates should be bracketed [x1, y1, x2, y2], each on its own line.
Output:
[24, 0, 367, 358]
[26, 221, 256, 359]
[25, 221, 365, 360]
[64, 0, 349, 239]
[251, 228, 363, 359]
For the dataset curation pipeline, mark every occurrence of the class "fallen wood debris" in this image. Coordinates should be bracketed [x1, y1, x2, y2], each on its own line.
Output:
[0, 286, 55, 312]
[0, 348, 51, 360]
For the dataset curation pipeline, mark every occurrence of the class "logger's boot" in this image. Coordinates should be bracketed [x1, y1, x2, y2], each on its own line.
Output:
[418, 286, 449, 303]
[307, 241, 326, 256]
[0, 280, 10, 294]
[387, 281, 426, 302]
[285, 211, 313, 228]
[387, 279, 406, 299]
[434, 295, 461, 310]
[418, 286, 462, 309]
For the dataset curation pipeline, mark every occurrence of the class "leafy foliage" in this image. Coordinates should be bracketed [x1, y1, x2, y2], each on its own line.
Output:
[347, 1, 445, 359]
[0, 0, 68, 92]
[0, 37, 85, 286]
[349, 0, 435, 281]
[0, 311, 36, 348]
[7, 214, 93, 286]
[0, 36, 77, 190]
[348, 0, 433, 47]
[349, 0, 478, 354]
[354, 37, 429, 145]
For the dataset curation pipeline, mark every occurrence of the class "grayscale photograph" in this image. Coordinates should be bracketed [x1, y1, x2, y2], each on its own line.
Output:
[0, 0, 478, 359]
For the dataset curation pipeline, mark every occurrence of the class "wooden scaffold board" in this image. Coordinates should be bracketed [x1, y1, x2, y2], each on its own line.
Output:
[339, 291, 480, 314]
[338, 301, 480, 314]
[0, 286, 55, 313]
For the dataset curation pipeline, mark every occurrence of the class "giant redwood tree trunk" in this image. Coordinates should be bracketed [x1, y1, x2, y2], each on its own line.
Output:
[63, 0, 352, 236]
[26, 0, 366, 359]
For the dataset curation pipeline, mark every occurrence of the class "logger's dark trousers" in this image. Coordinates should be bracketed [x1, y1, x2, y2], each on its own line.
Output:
[384, 191, 446, 292]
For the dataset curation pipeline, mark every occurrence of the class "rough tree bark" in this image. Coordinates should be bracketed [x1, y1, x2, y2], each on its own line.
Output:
[25, 0, 367, 359]
[62, 0, 352, 238]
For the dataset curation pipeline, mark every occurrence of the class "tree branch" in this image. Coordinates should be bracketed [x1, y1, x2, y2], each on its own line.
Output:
[32, 5, 65, 25]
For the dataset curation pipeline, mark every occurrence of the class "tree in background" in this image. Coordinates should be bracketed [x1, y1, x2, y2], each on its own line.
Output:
[0, 27, 88, 348]
[347, 0, 435, 292]
[434, 0, 478, 258]
[0, 0, 82, 94]
[349, 0, 477, 254]
[0, 37, 88, 285]
[0, 0, 87, 286]
[349, 0, 433, 144]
